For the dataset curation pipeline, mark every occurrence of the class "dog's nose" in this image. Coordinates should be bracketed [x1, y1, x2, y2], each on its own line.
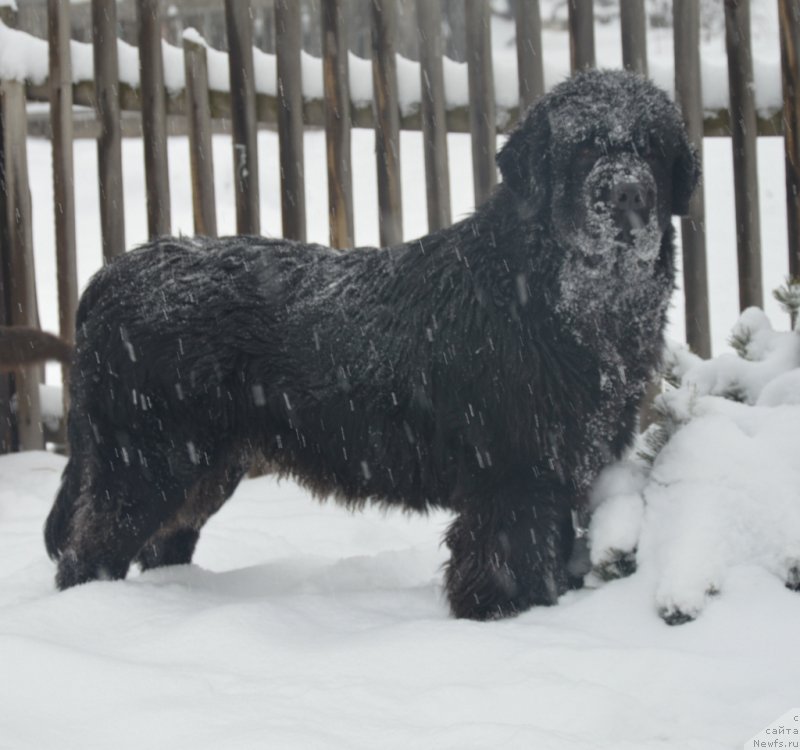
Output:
[611, 181, 652, 212]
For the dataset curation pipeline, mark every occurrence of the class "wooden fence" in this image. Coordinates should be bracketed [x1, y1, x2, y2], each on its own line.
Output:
[0, 0, 799, 452]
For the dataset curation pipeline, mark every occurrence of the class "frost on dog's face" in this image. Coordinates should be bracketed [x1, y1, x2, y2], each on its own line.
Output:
[551, 141, 668, 275]
[542, 74, 694, 276]
[496, 70, 699, 336]
[497, 70, 700, 272]
[549, 138, 672, 332]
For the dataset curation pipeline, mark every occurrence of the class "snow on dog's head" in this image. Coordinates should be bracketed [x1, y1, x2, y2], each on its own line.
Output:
[497, 69, 699, 273]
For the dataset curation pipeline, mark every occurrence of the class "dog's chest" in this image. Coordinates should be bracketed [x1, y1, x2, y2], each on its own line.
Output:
[552, 278, 669, 490]
[551, 339, 635, 493]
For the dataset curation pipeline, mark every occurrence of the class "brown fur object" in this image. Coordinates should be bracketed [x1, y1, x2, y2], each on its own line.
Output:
[0, 326, 72, 372]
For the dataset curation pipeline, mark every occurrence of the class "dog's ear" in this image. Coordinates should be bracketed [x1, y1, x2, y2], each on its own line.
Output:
[496, 102, 551, 213]
[671, 136, 701, 216]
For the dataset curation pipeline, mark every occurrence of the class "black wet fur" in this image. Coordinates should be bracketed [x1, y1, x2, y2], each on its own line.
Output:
[44, 70, 699, 619]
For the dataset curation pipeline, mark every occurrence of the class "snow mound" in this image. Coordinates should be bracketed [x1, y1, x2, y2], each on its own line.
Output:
[590, 308, 800, 624]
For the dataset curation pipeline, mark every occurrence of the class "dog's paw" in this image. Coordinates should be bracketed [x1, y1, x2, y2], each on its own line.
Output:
[657, 562, 800, 623]
[785, 563, 800, 592]
[566, 535, 591, 589]
[587, 462, 646, 585]
[657, 586, 721, 626]
[658, 606, 696, 626]
[446, 553, 570, 621]
[444, 504, 576, 620]
[655, 578, 720, 626]
[55, 548, 129, 590]
[591, 547, 638, 582]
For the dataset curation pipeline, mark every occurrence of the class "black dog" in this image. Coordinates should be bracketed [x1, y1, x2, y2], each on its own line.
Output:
[45, 70, 698, 619]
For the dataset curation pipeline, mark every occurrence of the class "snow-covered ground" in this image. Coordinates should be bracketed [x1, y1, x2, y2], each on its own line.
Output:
[2, 8, 799, 748]
[0, 444, 798, 750]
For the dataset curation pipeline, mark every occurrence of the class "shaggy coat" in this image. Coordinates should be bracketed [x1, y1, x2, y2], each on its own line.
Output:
[45, 70, 699, 619]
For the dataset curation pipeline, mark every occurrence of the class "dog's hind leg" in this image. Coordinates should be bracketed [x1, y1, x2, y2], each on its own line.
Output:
[444, 482, 574, 620]
[135, 450, 251, 571]
[53, 439, 207, 590]
[44, 454, 84, 561]
[45, 404, 100, 561]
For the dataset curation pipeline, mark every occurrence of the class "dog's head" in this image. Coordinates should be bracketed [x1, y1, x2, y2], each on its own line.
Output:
[497, 70, 699, 271]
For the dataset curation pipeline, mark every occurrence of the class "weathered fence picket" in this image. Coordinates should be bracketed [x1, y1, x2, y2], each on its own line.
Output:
[0, 241, 9, 446]
[725, 0, 763, 311]
[568, 0, 595, 73]
[620, 0, 647, 76]
[371, 0, 403, 247]
[183, 35, 217, 238]
[0, 81, 43, 450]
[91, 0, 125, 261]
[466, 0, 496, 207]
[515, 0, 544, 110]
[47, 0, 78, 439]
[138, 0, 171, 238]
[275, 0, 306, 242]
[225, 0, 260, 236]
[416, 0, 451, 233]
[779, 0, 800, 280]
[0, 85, 14, 453]
[674, 0, 712, 359]
[322, 0, 354, 249]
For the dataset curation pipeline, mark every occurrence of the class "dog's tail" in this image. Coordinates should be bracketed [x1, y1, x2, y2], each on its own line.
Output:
[45, 263, 119, 560]
[44, 457, 80, 561]
[44, 388, 93, 561]
[44, 261, 124, 561]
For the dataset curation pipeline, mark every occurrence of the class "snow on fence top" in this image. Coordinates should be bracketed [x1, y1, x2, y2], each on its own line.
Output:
[0, 19, 785, 133]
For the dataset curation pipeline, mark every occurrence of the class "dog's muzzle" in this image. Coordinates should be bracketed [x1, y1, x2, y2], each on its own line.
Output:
[609, 180, 655, 241]
[579, 155, 661, 265]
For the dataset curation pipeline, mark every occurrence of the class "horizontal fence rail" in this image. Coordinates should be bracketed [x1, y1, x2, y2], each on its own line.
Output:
[19, 65, 790, 140]
[0, 22, 784, 139]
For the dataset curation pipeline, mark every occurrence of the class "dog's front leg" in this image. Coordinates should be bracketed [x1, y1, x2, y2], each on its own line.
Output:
[443, 487, 573, 620]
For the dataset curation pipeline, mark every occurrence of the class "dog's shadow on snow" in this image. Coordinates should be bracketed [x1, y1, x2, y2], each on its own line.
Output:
[133, 546, 445, 605]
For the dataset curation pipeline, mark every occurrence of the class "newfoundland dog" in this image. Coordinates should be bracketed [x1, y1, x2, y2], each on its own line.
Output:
[45, 70, 698, 619]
